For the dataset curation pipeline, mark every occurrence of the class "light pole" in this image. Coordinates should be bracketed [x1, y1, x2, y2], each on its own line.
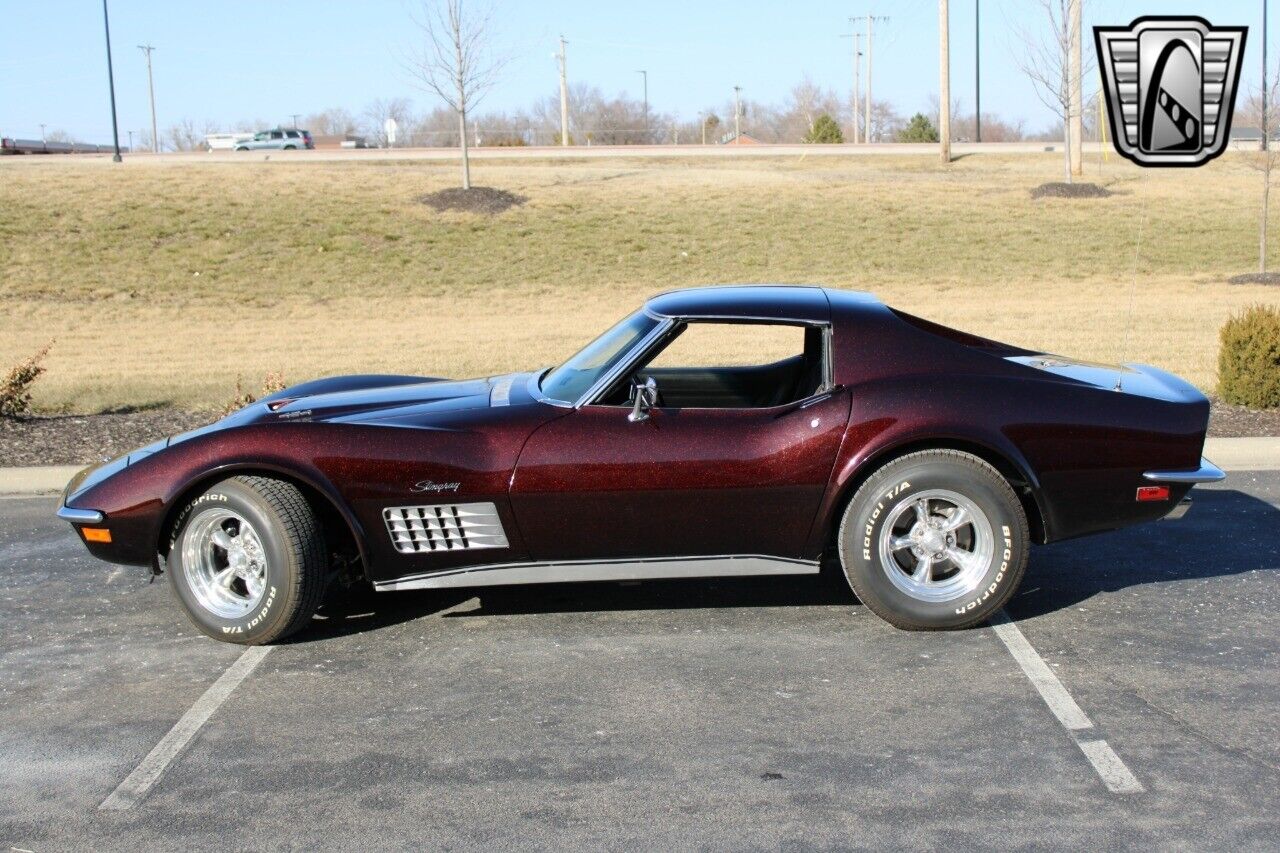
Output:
[138, 44, 158, 152]
[636, 70, 648, 142]
[975, 0, 981, 142]
[102, 0, 122, 162]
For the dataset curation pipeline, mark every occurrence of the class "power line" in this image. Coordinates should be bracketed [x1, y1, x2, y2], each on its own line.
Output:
[137, 43, 158, 153]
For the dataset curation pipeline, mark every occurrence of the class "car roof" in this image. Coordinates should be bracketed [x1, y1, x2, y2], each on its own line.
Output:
[644, 285, 877, 323]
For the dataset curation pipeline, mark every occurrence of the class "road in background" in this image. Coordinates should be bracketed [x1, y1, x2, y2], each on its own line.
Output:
[0, 140, 1107, 165]
[2, 475, 1277, 849]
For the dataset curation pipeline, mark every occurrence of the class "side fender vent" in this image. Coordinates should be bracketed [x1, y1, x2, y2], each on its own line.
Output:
[383, 503, 509, 554]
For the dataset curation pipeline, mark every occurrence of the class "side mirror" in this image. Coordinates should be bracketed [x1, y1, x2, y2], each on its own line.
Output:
[627, 376, 658, 423]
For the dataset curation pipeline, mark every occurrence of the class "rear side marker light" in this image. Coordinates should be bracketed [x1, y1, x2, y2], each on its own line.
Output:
[1136, 486, 1170, 502]
[82, 527, 112, 543]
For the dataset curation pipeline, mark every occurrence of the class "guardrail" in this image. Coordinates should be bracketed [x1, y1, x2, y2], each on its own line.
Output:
[1, 138, 129, 155]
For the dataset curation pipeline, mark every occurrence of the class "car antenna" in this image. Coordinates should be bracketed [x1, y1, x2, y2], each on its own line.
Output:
[1116, 173, 1150, 392]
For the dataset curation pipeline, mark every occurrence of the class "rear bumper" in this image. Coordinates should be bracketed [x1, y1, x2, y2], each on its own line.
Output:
[1143, 457, 1226, 484]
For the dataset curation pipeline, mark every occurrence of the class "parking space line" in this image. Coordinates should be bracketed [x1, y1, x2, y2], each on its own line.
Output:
[990, 610, 1145, 794]
[99, 646, 271, 811]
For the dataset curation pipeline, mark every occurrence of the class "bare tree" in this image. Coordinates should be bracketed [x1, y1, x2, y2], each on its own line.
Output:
[363, 97, 413, 148]
[1247, 68, 1280, 274]
[166, 118, 205, 152]
[1014, 0, 1093, 182]
[405, 0, 506, 189]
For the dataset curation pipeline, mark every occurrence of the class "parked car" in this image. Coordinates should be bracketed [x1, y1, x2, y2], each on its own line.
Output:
[58, 286, 1222, 644]
[233, 128, 313, 151]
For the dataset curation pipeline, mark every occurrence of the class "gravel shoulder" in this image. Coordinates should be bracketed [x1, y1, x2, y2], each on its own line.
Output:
[1, 400, 1278, 467]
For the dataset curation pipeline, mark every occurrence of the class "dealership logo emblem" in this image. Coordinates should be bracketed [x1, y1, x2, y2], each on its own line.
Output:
[1095, 17, 1247, 167]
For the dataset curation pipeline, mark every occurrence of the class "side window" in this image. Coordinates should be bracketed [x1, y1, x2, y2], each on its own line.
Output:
[286, 131, 300, 139]
[271, 131, 284, 140]
[602, 322, 827, 409]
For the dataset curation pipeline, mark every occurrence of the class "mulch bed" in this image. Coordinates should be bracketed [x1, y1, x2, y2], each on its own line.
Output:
[1226, 271, 1280, 285]
[1207, 398, 1280, 438]
[0, 409, 211, 468]
[419, 186, 526, 215]
[1030, 182, 1112, 199]
[2, 398, 1277, 468]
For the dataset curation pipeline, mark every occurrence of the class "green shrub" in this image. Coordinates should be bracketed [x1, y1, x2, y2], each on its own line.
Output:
[1, 342, 52, 417]
[1218, 304, 1280, 409]
[897, 113, 940, 143]
[804, 114, 844, 144]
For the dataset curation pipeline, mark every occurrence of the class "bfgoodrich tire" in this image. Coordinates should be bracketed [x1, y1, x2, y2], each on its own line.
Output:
[166, 476, 328, 644]
[837, 450, 1029, 630]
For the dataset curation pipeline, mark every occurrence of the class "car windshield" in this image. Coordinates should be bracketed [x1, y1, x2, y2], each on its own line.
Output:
[540, 311, 659, 404]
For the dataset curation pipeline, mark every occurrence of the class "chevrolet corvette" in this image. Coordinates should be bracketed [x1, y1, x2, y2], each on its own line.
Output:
[59, 286, 1224, 643]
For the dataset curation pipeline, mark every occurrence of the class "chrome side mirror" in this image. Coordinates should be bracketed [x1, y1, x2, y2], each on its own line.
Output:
[628, 376, 658, 423]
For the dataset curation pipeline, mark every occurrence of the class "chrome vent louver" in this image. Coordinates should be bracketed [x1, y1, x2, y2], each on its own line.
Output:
[383, 503, 509, 554]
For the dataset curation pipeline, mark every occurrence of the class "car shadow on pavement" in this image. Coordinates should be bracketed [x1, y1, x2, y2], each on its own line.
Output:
[292, 488, 1275, 638]
[1008, 487, 1279, 621]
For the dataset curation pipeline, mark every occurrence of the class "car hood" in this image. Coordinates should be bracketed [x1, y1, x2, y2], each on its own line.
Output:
[229, 372, 539, 427]
[63, 373, 543, 504]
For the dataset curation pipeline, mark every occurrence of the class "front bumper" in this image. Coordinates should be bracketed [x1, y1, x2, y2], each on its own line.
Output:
[57, 506, 104, 524]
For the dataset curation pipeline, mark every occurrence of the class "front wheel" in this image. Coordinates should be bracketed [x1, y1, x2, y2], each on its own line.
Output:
[166, 476, 329, 644]
[837, 450, 1029, 630]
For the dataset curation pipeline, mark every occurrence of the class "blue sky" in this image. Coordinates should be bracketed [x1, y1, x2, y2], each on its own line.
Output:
[0, 0, 1269, 141]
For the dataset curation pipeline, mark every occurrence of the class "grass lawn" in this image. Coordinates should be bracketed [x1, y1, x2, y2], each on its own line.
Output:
[1, 151, 1277, 412]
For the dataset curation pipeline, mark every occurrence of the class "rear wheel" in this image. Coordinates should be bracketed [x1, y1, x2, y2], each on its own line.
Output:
[837, 450, 1029, 630]
[166, 476, 328, 644]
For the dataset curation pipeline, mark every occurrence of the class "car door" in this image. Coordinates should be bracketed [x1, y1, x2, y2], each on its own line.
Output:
[510, 321, 850, 561]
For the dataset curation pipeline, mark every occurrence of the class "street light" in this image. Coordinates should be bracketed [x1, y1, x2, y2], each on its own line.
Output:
[101, 0, 123, 162]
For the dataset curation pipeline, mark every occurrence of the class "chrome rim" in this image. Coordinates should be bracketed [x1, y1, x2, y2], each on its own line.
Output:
[877, 489, 994, 603]
[182, 508, 268, 619]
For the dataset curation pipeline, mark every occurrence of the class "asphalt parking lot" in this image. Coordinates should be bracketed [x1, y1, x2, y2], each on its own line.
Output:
[2, 475, 1278, 850]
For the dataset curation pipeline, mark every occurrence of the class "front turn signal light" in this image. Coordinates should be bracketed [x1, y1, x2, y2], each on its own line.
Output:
[82, 527, 112, 543]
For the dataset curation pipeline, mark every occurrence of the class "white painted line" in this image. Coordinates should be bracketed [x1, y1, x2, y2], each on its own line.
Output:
[990, 610, 1145, 794]
[99, 646, 271, 811]
[990, 610, 1093, 731]
[1077, 739, 1146, 794]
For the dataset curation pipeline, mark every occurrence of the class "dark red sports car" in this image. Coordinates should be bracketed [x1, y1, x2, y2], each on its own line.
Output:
[59, 286, 1223, 643]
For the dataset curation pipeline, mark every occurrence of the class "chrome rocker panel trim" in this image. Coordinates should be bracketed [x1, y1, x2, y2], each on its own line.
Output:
[375, 554, 820, 592]
[1143, 457, 1226, 484]
[57, 506, 105, 524]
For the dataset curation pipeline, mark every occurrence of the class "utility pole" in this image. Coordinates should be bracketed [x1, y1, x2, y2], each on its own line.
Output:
[557, 35, 569, 146]
[636, 69, 648, 142]
[138, 44, 158, 153]
[1264, 0, 1270, 151]
[40, 124, 47, 144]
[733, 85, 742, 139]
[939, 0, 951, 163]
[127, 129, 134, 151]
[1069, 0, 1082, 175]
[864, 14, 889, 142]
[975, 0, 981, 142]
[102, 0, 122, 162]
[841, 24, 864, 143]
[290, 113, 301, 128]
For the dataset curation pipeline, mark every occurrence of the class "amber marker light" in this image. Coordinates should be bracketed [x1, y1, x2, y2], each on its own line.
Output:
[81, 527, 113, 543]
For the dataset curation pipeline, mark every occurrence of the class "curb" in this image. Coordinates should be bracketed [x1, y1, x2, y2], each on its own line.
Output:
[2, 438, 1277, 497]
[0, 465, 81, 496]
